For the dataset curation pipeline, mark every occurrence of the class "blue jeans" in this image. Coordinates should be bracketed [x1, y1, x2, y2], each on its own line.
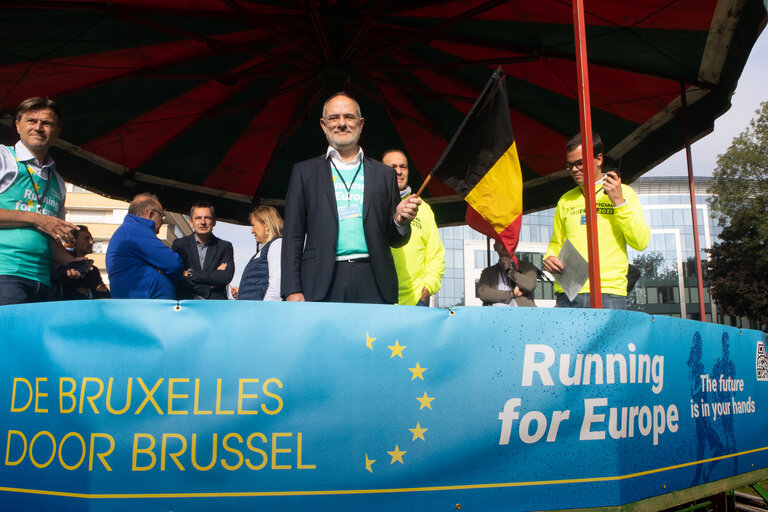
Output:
[555, 293, 626, 310]
[0, 275, 52, 306]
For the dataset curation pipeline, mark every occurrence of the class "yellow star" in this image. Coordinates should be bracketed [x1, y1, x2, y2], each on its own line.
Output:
[387, 445, 406, 464]
[417, 391, 435, 410]
[366, 332, 376, 350]
[365, 454, 376, 473]
[409, 422, 428, 441]
[388, 340, 406, 358]
[32, 182, 40, 192]
[408, 362, 427, 380]
[26, 199, 35, 207]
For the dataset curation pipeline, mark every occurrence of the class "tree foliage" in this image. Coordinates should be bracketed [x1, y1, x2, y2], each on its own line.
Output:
[633, 251, 665, 278]
[707, 101, 768, 327]
[707, 217, 768, 326]
[632, 251, 676, 278]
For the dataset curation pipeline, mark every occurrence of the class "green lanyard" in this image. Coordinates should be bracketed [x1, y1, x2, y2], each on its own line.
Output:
[16, 157, 51, 214]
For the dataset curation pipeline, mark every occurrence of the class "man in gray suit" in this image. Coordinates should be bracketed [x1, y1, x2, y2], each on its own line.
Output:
[172, 200, 234, 300]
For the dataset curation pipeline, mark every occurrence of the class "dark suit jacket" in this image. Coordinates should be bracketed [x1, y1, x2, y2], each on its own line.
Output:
[171, 233, 234, 300]
[477, 260, 537, 307]
[281, 154, 410, 303]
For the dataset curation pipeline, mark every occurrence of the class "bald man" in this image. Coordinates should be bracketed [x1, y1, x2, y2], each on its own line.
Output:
[106, 193, 183, 299]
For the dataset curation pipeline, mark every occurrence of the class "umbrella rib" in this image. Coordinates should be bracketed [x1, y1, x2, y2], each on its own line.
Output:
[360, 75, 476, 104]
[0, 11, 109, 104]
[357, 55, 539, 73]
[254, 87, 324, 200]
[143, 70, 309, 81]
[221, 0, 322, 64]
[368, 21, 545, 57]
[367, 43, 503, 107]
[339, 0, 385, 62]
[384, 25, 713, 88]
[628, 0, 686, 28]
[382, 0, 462, 15]
[121, 84, 256, 180]
[592, 91, 685, 109]
[541, 57, 577, 99]
[117, 75, 148, 177]
[0, 0, 300, 20]
[111, 10, 310, 67]
[308, 2, 335, 62]
[351, 0, 508, 67]
[112, 74, 312, 176]
[549, 0, 704, 81]
[205, 76, 317, 120]
[188, 78, 317, 200]
[351, 84, 446, 139]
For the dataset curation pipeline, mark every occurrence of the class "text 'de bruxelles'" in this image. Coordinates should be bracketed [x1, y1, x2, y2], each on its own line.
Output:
[5, 376, 317, 473]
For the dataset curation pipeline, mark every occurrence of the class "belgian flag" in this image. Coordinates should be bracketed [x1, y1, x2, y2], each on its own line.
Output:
[431, 68, 523, 256]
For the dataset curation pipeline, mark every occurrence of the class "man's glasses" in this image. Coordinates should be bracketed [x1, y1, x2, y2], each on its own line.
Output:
[564, 159, 584, 172]
[324, 113, 359, 125]
[148, 208, 166, 222]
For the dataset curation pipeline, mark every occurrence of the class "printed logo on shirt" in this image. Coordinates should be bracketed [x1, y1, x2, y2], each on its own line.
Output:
[565, 201, 616, 218]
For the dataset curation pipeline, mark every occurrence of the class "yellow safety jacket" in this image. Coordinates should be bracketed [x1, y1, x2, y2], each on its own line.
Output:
[544, 183, 649, 296]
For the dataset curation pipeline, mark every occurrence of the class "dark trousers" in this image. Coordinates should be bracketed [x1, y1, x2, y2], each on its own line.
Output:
[0, 275, 52, 306]
[555, 293, 627, 310]
[321, 259, 388, 304]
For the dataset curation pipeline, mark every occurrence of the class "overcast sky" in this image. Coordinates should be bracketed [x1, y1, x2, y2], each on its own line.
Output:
[218, 28, 768, 289]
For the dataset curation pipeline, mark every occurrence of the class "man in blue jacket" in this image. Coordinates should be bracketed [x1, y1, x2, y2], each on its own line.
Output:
[106, 193, 183, 299]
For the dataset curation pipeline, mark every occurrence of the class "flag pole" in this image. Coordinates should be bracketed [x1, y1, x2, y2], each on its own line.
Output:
[413, 174, 432, 198]
[572, 0, 602, 308]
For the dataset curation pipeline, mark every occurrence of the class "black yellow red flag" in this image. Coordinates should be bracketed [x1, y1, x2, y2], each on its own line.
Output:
[430, 68, 523, 256]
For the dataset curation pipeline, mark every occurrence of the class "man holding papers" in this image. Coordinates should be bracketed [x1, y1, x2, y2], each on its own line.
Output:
[543, 133, 649, 309]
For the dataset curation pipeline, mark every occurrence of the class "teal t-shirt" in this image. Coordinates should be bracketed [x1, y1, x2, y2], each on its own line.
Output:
[332, 162, 368, 257]
[0, 146, 64, 285]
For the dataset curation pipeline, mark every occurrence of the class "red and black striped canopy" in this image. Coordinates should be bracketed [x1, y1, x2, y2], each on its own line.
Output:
[1, 0, 765, 223]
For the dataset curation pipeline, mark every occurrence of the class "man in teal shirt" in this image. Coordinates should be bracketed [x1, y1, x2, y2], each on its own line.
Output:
[282, 93, 422, 304]
[0, 97, 81, 305]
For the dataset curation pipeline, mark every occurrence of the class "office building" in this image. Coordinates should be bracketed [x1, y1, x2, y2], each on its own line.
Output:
[434, 177, 757, 329]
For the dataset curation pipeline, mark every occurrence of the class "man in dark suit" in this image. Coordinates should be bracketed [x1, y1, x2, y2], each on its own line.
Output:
[281, 92, 421, 304]
[171, 200, 234, 300]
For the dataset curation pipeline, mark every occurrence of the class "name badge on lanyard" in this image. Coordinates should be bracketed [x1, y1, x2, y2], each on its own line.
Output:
[338, 204, 361, 220]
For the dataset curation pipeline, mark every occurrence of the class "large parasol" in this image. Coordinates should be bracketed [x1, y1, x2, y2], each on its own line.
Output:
[1, 0, 765, 223]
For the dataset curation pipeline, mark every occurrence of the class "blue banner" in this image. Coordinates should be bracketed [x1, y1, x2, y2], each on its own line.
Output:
[1, 301, 766, 511]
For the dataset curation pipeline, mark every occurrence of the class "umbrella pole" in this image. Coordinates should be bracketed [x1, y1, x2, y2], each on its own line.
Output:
[680, 81, 708, 322]
[572, 0, 602, 308]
